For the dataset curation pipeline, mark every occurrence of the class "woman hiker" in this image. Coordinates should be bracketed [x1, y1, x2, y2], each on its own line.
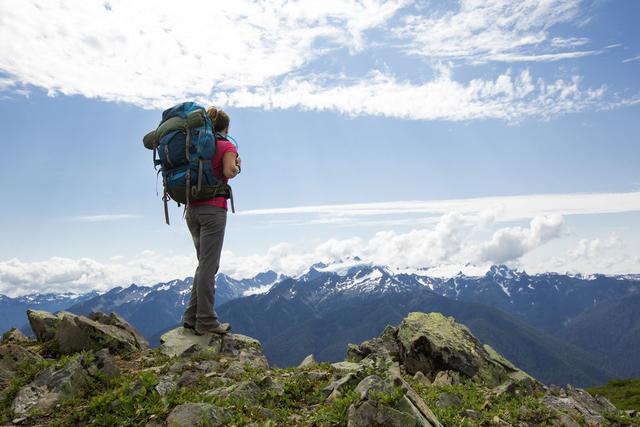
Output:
[182, 107, 241, 335]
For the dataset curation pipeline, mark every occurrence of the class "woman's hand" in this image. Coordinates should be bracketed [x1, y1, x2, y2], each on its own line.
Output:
[236, 155, 241, 173]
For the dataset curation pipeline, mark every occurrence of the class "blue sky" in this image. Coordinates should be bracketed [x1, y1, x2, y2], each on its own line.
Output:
[0, 0, 639, 296]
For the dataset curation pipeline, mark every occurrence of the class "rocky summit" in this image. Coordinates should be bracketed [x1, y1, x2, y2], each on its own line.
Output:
[0, 310, 636, 426]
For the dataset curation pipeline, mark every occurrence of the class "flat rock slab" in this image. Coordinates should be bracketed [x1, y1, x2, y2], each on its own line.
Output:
[159, 327, 266, 364]
[159, 328, 220, 357]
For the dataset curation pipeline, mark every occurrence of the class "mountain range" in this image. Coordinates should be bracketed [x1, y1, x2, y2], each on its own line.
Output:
[2, 261, 638, 387]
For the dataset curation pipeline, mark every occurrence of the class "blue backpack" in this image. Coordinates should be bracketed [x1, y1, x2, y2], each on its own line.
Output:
[142, 102, 232, 224]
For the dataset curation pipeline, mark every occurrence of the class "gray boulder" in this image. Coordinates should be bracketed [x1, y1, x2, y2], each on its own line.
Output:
[27, 309, 148, 355]
[27, 310, 61, 341]
[165, 403, 228, 427]
[11, 356, 90, 416]
[56, 311, 148, 354]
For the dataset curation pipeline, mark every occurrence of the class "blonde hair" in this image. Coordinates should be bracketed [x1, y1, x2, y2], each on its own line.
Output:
[207, 107, 230, 132]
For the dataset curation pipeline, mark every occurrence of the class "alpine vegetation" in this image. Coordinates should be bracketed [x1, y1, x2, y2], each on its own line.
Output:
[1, 310, 636, 426]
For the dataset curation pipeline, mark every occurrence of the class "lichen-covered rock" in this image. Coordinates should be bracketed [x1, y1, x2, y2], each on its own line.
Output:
[56, 311, 148, 354]
[165, 402, 228, 427]
[396, 312, 539, 388]
[26, 309, 61, 341]
[11, 356, 90, 416]
[1, 328, 31, 344]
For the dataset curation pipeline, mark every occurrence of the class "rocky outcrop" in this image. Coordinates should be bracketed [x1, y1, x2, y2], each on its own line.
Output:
[349, 312, 540, 390]
[27, 309, 148, 355]
[345, 311, 624, 427]
[0, 310, 630, 426]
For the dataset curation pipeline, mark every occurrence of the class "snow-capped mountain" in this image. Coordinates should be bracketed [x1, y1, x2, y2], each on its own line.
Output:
[3, 260, 638, 383]
[216, 260, 638, 383]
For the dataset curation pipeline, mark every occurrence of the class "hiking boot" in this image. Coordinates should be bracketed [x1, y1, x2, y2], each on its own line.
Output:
[194, 323, 231, 336]
[183, 322, 195, 331]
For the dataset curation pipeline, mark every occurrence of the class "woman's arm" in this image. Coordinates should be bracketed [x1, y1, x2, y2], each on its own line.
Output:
[222, 151, 240, 178]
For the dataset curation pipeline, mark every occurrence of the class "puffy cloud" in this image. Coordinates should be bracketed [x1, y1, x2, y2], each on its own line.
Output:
[1, 213, 569, 296]
[478, 215, 565, 264]
[568, 234, 620, 261]
[0, 251, 195, 297]
[531, 234, 638, 275]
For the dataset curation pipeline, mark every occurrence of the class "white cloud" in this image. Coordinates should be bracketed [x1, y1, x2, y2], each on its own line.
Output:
[239, 191, 640, 225]
[395, 0, 591, 63]
[568, 234, 620, 261]
[0, 212, 574, 296]
[210, 68, 606, 121]
[0, 251, 196, 297]
[622, 55, 640, 64]
[0, 0, 406, 107]
[531, 233, 639, 275]
[0, 0, 627, 121]
[479, 215, 565, 264]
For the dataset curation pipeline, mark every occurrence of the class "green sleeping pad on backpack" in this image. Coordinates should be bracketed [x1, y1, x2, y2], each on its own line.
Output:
[142, 110, 207, 150]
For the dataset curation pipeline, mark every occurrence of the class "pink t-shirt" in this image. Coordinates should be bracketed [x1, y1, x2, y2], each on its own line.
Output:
[190, 138, 238, 210]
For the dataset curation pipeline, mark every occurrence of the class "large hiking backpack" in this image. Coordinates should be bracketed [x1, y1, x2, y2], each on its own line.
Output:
[142, 102, 231, 224]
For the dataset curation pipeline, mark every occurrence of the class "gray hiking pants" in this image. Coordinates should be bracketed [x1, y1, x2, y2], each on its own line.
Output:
[183, 204, 227, 329]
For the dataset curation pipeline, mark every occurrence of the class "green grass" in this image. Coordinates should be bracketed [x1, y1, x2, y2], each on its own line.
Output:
[587, 378, 640, 411]
[407, 376, 555, 427]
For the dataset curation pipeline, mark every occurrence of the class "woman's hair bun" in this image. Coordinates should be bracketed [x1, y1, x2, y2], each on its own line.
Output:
[207, 107, 218, 122]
